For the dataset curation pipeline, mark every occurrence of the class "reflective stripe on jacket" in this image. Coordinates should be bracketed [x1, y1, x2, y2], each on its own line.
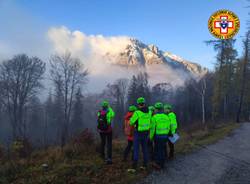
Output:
[150, 113, 171, 140]
[130, 110, 151, 132]
[168, 112, 177, 134]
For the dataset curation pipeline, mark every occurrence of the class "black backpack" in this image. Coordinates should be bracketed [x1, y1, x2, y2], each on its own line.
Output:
[97, 110, 109, 131]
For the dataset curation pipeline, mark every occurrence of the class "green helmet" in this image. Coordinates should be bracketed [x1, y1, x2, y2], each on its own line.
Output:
[129, 105, 137, 112]
[164, 104, 172, 110]
[148, 106, 155, 112]
[137, 97, 145, 104]
[155, 102, 163, 109]
[102, 100, 109, 107]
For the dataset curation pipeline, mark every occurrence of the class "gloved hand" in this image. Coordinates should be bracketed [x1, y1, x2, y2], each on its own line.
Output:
[168, 133, 173, 137]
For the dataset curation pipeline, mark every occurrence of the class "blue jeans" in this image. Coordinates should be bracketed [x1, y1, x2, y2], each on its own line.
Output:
[154, 135, 168, 168]
[133, 131, 149, 168]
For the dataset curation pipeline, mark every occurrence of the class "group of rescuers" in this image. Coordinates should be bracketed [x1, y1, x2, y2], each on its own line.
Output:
[97, 97, 178, 173]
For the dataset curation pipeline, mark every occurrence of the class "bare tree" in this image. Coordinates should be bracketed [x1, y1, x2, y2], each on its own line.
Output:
[151, 83, 173, 104]
[71, 87, 85, 135]
[114, 78, 129, 115]
[100, 78, 128, 135]
[0, 54, 46, 139]
[189, 75, 209, 125]
[49, 52, 88, 146]
[198, 78, 207, 125]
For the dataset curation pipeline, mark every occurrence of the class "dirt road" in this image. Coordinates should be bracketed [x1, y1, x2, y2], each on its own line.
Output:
[142, 123, 250, 184]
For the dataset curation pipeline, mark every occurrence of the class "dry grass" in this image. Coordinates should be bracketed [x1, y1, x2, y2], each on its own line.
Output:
[0, 122, 240, 184]
[175, 122, 240, 155]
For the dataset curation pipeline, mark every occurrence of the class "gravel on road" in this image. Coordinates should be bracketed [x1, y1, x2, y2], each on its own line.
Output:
[141, 123, 250, 184]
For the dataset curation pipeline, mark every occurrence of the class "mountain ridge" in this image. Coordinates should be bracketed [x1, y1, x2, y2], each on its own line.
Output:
[104, 38, 208, 79]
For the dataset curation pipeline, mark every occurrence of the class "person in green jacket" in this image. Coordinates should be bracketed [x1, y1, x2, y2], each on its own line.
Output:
[97, 100, 115, 164]
[148, 105, 156, 161]
[150, 102, 171, 169]
[128, 97, 151, 173]
[164, 104, 178, 159]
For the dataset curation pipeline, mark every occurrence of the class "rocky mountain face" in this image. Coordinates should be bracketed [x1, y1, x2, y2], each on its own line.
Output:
[85, 38, 208, 92]
[104, 38, 208, 79]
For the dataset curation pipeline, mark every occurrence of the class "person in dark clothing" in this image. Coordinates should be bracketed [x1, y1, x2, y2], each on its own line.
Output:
[168, 140, 175, 158]
[99, 132, 112, 161]
[97, 101, 115, 164]
[147, 140, 154, 161]
[123, 139, 133, 161]
[123, 105, 137, 161]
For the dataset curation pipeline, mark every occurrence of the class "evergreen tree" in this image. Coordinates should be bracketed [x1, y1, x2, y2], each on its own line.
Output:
[127, 75, 137, 105]
[127, 72, 151, 106]
[206, 39, 237, 121]
[236, 31, 250, 122]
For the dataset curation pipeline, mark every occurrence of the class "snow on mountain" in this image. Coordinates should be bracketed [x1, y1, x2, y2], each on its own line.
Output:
[103, 38, 208, 81]
[163, 52, 208, 77]
[47, 27, 208, 91]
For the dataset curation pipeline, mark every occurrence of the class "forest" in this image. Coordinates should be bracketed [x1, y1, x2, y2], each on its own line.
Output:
[0, 33, 250, 150]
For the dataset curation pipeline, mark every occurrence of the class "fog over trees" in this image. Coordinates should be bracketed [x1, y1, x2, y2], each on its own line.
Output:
[0, 35, 250, 148]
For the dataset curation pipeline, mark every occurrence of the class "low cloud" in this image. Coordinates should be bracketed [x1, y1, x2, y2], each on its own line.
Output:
[47, 26, 135, 91]
[47, 26, 131, 61]
[0, 2, 192, 93]
[47, 26, 189, 91]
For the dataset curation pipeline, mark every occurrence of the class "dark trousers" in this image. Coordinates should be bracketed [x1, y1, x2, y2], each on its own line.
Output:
[133, 131, 149, 168]
[123, 140, 133, 160]
[148, 140, 154, 161]
[155, 136, 168, 168]
[100, 132, 112, 160]
[168, 140, 174, 158]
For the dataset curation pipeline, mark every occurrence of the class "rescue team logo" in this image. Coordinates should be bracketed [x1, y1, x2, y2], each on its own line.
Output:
[208, 10, 240, 39]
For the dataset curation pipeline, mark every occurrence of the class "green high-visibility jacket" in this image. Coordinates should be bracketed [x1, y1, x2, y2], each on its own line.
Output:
[97, 107, 115, 125]
[168, 112, 178, 134]
[130, 110, 151, 132]
[150, 113, 171, 140]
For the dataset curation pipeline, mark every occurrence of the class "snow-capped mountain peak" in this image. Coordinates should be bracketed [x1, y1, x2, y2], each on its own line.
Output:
[104, 38, 207, 78]
[48, 27, 208, 91]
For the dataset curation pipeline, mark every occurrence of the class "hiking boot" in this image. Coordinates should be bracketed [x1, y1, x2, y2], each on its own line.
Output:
[140, 166, 147, 170]
[132, 162, 137, 169]
[168, 156, 174, 160]
[106, 159, 113, 165]
[128, 161, 137, 173]
[127, 168, 136, 173]
[152, 162, 161, 170]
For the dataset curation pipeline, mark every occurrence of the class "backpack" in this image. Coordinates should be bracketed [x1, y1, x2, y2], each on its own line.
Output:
[124, 112, 134, 136]
[97, 110, 109, 131]
[124, 119, 132, 136]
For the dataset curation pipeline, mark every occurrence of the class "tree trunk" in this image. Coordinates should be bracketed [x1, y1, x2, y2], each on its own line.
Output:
[202, 94, 205, 124]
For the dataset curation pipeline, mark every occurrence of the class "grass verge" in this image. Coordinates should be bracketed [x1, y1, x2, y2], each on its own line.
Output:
[0, 122, 240, 184]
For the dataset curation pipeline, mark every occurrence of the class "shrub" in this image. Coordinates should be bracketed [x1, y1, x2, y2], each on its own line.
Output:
[11, 138, 32, 158]
[71, 129, 95, 154]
